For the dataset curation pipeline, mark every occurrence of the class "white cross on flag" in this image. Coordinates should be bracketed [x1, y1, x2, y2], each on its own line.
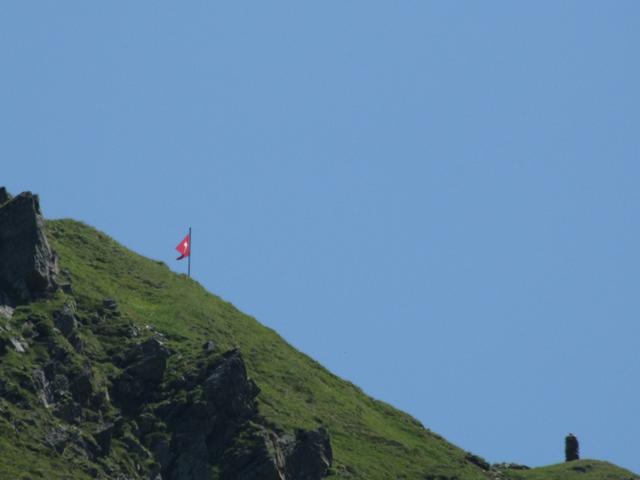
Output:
[176, 232, 191, 260]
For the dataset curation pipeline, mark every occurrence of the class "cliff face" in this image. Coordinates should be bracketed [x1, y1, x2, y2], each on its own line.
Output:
[0, 190, 58, 305]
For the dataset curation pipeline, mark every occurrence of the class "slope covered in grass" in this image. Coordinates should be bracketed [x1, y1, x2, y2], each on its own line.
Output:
[2, 218, 636, 479]
[505, 460, 638, 480]
[45, 218, 489, 479]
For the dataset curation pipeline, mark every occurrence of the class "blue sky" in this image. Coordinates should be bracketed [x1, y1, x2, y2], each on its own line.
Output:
[2, 1, 639, 472]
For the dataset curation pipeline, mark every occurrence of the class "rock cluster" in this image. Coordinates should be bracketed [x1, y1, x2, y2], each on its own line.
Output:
[0, 188, 58, 304]
[117, 346, 333, 480]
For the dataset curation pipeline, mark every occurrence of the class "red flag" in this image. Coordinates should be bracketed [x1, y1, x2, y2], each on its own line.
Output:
[176, 232, 191, 260]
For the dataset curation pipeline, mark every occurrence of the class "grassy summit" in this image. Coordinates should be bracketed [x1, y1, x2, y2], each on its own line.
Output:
[0, 218, 636, 479]
[503, 460, 638, 480]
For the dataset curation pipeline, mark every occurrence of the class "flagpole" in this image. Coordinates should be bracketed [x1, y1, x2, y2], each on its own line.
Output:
[188, 226, 192, 278]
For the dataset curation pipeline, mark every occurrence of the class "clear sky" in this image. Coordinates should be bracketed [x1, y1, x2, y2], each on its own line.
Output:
[2, 1, 639, 473]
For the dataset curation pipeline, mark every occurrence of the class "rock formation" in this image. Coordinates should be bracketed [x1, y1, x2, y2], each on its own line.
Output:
[0, 188, 332, 479]
[0, 188, 58, 304]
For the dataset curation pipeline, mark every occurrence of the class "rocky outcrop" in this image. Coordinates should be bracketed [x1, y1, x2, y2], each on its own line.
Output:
[142, 348, 333, 480]
[0, 185, 333, 478]
[0, 187, 11, 205]
[223, 425, 333, 480]
[0, 189, 58, 304]
[113, 337, 171, 412]
[285, 427, 333, 479]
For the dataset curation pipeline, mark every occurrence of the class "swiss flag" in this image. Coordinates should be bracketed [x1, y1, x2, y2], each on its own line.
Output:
[176, 232, 191, 260]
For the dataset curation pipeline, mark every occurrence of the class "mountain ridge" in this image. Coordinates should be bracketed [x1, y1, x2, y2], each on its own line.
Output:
[0, 189, 637, 479]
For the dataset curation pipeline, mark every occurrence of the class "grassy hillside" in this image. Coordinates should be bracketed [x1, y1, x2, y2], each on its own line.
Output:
[42, 219, 488, 479]
[503, 460, 639, 480]
[0, 218, 637, 479]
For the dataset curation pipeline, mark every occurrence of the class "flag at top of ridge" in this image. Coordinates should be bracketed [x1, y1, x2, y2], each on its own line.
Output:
[176, 232, 191, 260]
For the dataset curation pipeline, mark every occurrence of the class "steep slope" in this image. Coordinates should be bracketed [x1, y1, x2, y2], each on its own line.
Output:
[0, 193, 637, 479]
[44, 219, 489, 479]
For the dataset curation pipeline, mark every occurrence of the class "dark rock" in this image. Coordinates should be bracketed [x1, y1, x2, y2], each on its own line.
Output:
[122, 433, 153, 460]
[103, 297, 118, 311]
[93, 423, 114, 456]
[464, 452, 490, 471]
[222, 425, 332, 480]
[0, 187, 12, 205]
[69, 365, 94, 404]
[54, 305, 78, 337]
[148, 432, 173, 470]
[0, 191, 58, 303]
[53, 397, 82, 423]
[203, 349, 260, 418]
[52, 374, 70, 398]
[222, 426, 289, 480]
[138, 412, 158, 436]
[565, 433, 579, 462]
[112, 338, 171, 412]
[285, 427, 333, 480]
[60, 282, 73, 294]
[129, 338, 170, 383]
[90, 389, 110, 411]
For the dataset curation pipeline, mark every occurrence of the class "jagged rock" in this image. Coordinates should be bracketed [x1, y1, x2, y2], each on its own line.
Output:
[0, 190, 58, 304]
[148, 433, 173, 470]
[158, 349, 261, 480]
[54, 305, 78, 337]
[465, 452, 490, 471]
[93, 423, 114, 456]
[113, 338, 171, 411]
[222, 425, 332, 480]
[222, 426, 289, 480]
[53, 397, 82, 423]
[285, 427, 333, 480]
[90, 389, 110, 411]
[138, 412, 158, 436]
[129, 338, 170, 383]
[69, 365, 94, 404]
[154, 349, 332, 480]
[203, 348, 260, 418]
[0, 187, 12, 205]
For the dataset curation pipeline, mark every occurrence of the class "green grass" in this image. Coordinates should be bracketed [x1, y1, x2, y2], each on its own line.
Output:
[504, 460, 639, 480]
[44, 219, 489, 479]
[0, 218, 637, 479]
